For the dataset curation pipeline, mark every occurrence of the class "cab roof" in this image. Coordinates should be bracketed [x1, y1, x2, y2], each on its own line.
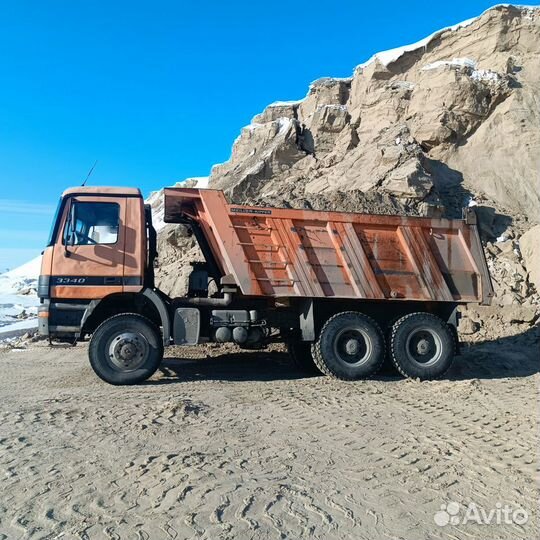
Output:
[62, 186, 142, 197]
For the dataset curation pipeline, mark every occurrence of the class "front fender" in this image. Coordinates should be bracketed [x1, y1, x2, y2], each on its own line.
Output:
[80, 289, 171, 346]
[142, 289, 171, 346]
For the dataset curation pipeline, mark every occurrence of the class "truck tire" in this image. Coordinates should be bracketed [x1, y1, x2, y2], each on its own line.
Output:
[380, 315, 403, 375]
[311, 311, 385, 380]
[287, 341, 322, 375]
[390, 312, 455, 380]
[89, 313, 163, 385]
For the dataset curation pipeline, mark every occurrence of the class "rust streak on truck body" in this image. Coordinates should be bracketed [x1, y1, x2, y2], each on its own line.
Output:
[164, 188, 494, 305]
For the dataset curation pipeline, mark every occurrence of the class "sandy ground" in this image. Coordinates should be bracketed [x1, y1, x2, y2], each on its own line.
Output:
[0, 330, 538, 540]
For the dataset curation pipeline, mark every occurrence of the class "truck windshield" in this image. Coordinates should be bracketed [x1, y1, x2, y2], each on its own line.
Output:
[46, 198, 63, 246]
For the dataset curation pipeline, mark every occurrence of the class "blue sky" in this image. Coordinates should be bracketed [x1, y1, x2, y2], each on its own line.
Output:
[0, 0, 533, 270]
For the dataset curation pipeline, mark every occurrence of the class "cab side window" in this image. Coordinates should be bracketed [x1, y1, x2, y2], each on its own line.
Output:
[64, 202, 120, 245]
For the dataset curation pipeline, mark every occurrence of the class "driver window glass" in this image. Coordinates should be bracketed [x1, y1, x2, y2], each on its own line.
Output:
[63, 202, 120, 245]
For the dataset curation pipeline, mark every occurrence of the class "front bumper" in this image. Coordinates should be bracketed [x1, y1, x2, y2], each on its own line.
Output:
[38, 300, 87, 339]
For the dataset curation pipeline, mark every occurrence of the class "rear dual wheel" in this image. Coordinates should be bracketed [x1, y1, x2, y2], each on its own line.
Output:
[311, 312, 385, 380]
[389, 312, 455, 380]
[310, 310, 455, 381]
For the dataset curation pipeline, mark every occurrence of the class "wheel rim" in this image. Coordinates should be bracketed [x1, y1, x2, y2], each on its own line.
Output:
[405, 327, 443, 366]
[107, 332, 149, 372]
[333, 327, 372, 366]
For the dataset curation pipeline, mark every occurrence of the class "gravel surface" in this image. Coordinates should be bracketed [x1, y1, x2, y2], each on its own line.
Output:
[0, 333, 538, 539]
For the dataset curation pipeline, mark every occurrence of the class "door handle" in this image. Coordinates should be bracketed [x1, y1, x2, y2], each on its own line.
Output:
[104, 277, 120, 285]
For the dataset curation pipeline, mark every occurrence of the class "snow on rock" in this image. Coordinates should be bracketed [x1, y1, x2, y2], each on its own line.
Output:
[146, 189, 166, 231]
[147, 177, 209, 232]
[0, 256, 41, 339]
[357, 19, 478, 69]
[244, 123, 265, 133]
[194, 177, 209, 188]
[470, 69, 502, 82]
[356, 5, 539, 70]
[308, 77, 353, 89]
[421, 58, 503, 83]
[277, 117, 293, 133]
[268, 100, 303, 107]
[422, 57, 477, 70]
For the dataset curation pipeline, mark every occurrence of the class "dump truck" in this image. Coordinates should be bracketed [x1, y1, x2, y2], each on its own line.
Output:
[38, 186, 493, 384]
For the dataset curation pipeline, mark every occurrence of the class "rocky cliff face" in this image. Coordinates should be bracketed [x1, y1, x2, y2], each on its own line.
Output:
[156, 5, 540, 332]
[210, 5, 539, 225]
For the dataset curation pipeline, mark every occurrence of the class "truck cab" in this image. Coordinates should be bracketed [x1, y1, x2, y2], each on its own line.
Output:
[39, 187, 153, 337]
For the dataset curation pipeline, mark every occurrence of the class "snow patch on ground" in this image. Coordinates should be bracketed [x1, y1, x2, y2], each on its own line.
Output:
[0, 318, 38, 342]
[0, 256, 41, 298]
[0, 256, 41, 339]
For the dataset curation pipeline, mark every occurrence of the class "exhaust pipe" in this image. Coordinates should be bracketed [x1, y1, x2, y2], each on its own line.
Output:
[185, 292, 233, 307]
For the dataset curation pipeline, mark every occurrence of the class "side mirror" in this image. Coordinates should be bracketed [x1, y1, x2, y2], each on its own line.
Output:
[64, 201, 76, 255]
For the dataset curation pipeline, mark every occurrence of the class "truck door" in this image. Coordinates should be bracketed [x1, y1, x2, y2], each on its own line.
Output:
[50, 196, 127, 300]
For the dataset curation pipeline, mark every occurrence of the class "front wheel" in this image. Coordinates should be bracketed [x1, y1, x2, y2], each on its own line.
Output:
[389, 312, 455, 380]
[89, 313, 163, 385]
[311, 311, 385, 380]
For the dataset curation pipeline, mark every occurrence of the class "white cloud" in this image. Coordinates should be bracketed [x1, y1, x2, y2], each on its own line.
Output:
[0, 230, 45, 242]
[0, 199, 56, 215]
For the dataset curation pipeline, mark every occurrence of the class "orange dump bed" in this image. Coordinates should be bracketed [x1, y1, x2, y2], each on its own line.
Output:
[164, 188, 494, 305]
